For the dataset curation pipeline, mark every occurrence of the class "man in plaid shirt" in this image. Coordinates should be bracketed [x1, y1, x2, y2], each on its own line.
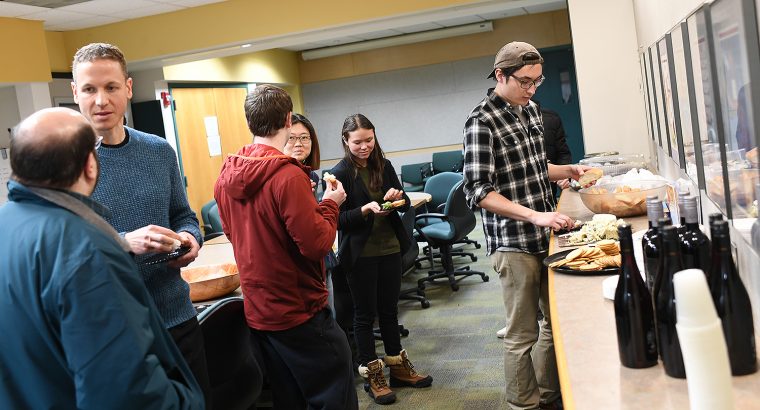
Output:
[463, 42, 592, 410]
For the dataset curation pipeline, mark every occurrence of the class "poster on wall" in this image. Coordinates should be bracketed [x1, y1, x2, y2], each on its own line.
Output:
[649, 46, 666, 150]
[709, 0, 760, 219]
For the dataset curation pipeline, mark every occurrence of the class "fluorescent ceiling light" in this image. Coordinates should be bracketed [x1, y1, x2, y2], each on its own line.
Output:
[301, 21, 493, 61]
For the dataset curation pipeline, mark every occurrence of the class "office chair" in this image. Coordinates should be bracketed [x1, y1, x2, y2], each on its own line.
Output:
[198, 297, 264, 410]
[400, 162, 432, 192]
[204, 203, 224, 241]
[398, 208, 430, 309]
[431, 150, 464, 174]
[415, 180, 489, 292]
[200, 199, 217, 237]
[415, 173, 478, 268]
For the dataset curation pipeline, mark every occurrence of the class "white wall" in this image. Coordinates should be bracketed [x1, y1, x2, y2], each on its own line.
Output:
[567, 0, 649, 159]
[0, 86, 20, 148]
[130, 67, 165, 103]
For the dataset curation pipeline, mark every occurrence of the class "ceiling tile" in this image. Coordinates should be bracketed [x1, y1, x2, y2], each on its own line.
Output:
[19, 8, 96, 26]
[59, 0, 159, 14]
[436, 15, 484, 27]
[395, 22, 443, 34]
[47, 14, 121, 30]
[110, 3, 182, 19]
[0, 2, 47, 17]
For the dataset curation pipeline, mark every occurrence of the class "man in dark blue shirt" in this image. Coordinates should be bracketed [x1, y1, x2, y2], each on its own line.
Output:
[0, 108, 203, 410]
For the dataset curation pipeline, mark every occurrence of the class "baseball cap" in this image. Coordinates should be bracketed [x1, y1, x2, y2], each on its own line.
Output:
[487, 41, 544, 79]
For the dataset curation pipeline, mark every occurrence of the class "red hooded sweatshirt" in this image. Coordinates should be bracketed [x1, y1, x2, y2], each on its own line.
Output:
[214, 143, 339, 331]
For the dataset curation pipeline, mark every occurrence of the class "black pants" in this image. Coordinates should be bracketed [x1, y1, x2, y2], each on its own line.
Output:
[250, 309, 358, 410]
[168, 316, 212, 409]
[347, 253, 403, 366]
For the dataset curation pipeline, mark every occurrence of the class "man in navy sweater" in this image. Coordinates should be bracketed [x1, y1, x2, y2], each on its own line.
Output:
[71, 43, 211, 407]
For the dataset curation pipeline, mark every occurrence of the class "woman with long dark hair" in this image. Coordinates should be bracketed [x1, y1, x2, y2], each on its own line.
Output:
[331, 114, 432, 405]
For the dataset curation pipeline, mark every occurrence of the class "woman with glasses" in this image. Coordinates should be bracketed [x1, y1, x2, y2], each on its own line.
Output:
[283, 113, 321, 190]
[331, 113, 432, 405]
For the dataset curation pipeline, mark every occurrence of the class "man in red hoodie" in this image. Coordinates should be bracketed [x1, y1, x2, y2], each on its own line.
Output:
[214, 84, 357, 409]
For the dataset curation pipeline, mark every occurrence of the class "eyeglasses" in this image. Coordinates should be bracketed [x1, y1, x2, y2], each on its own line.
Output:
[510, 74, 545, 90]
[287, 135, 312, 144]
[95, 136, 103, 150]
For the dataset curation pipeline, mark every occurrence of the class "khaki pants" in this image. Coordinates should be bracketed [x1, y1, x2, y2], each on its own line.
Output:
[491, 251, 560, 410]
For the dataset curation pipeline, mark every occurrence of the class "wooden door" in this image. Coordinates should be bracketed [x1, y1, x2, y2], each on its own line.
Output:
[171, 86, 250, 227]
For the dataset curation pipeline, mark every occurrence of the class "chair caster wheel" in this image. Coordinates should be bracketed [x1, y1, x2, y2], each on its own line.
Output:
[451, 284, 459, 292]
[421, 300, 431, 309]
[483, 275, 490, 282]
[471, 256, 478, 262]
[400, 328, 410, 337]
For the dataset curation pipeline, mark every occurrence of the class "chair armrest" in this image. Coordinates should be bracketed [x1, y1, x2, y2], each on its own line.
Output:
[414, 212, 449, 227]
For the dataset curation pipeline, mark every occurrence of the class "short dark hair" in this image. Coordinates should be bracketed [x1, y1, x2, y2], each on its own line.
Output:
[291, 113, 320, 169]
[10, 121, 96, 189]
[495, 66, 521, 81]
[72, 43, 128, 81]
[341, 113, 386, 191]
[244, 85, 293, 137]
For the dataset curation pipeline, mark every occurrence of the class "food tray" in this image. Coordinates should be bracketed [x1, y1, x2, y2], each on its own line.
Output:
[543, 249, 620, 276]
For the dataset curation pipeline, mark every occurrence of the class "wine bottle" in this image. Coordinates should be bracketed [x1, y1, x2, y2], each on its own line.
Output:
[642, 196, 663, 292]
[676, 191, 689, 235]
[653, 225, 686, 378]
[614, 223, 658, 368]
[708, 213, 724, 227]
[752, 183, 760, 250]
[680, 196, 710, 272]
[708, 220, 758, 375]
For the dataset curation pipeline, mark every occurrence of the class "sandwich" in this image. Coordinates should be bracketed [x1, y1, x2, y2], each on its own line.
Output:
[381, 199, 406, 210]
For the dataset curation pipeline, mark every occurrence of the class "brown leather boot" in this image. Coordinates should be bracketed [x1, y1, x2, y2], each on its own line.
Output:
[385, 349, 433, 388]
[359, 359, 396, 405]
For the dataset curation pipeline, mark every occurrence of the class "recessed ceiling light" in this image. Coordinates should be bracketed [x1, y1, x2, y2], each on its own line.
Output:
[241, 44, 252, 48]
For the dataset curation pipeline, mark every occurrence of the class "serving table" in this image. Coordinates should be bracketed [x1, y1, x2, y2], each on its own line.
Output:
[549, 189, 760, 409]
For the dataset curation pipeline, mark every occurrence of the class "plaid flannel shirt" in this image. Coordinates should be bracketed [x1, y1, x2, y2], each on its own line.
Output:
[462, 89, 555, 255]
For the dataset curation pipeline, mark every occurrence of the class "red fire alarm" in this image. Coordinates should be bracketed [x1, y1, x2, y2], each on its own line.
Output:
[161, 91, 172, 108]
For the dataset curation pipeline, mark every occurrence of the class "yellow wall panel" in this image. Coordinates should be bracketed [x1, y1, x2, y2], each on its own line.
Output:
[299, 11, 572, 83]
[60, 0, 484, 64]
[0, 18, 51, 82]
[45, 31, 69, 73]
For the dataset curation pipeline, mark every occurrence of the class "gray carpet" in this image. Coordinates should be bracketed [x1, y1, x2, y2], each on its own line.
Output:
[355, 217, 509, 409]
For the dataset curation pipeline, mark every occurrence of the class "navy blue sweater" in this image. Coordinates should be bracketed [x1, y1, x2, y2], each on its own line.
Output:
[92, 127, 202, 328]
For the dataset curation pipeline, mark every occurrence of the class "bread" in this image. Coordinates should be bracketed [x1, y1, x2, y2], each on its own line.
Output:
[578, 168, 603, 187]
[323, 172, 337, 185]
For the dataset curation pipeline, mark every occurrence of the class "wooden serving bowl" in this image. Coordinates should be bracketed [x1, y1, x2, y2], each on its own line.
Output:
[180, 263, 240, 302]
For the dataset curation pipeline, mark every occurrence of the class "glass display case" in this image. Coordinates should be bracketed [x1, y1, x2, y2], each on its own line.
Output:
[649, 45, 667, 150]
[709, 0, 760, 219]
[671, 23, 701, 183]
[640, 51, 656, 142]
[691, 7, 731, 215]
[658, 35, 683, 167]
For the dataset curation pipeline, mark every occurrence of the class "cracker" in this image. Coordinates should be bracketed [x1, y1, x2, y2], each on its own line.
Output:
[578, 168, 603, 187]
